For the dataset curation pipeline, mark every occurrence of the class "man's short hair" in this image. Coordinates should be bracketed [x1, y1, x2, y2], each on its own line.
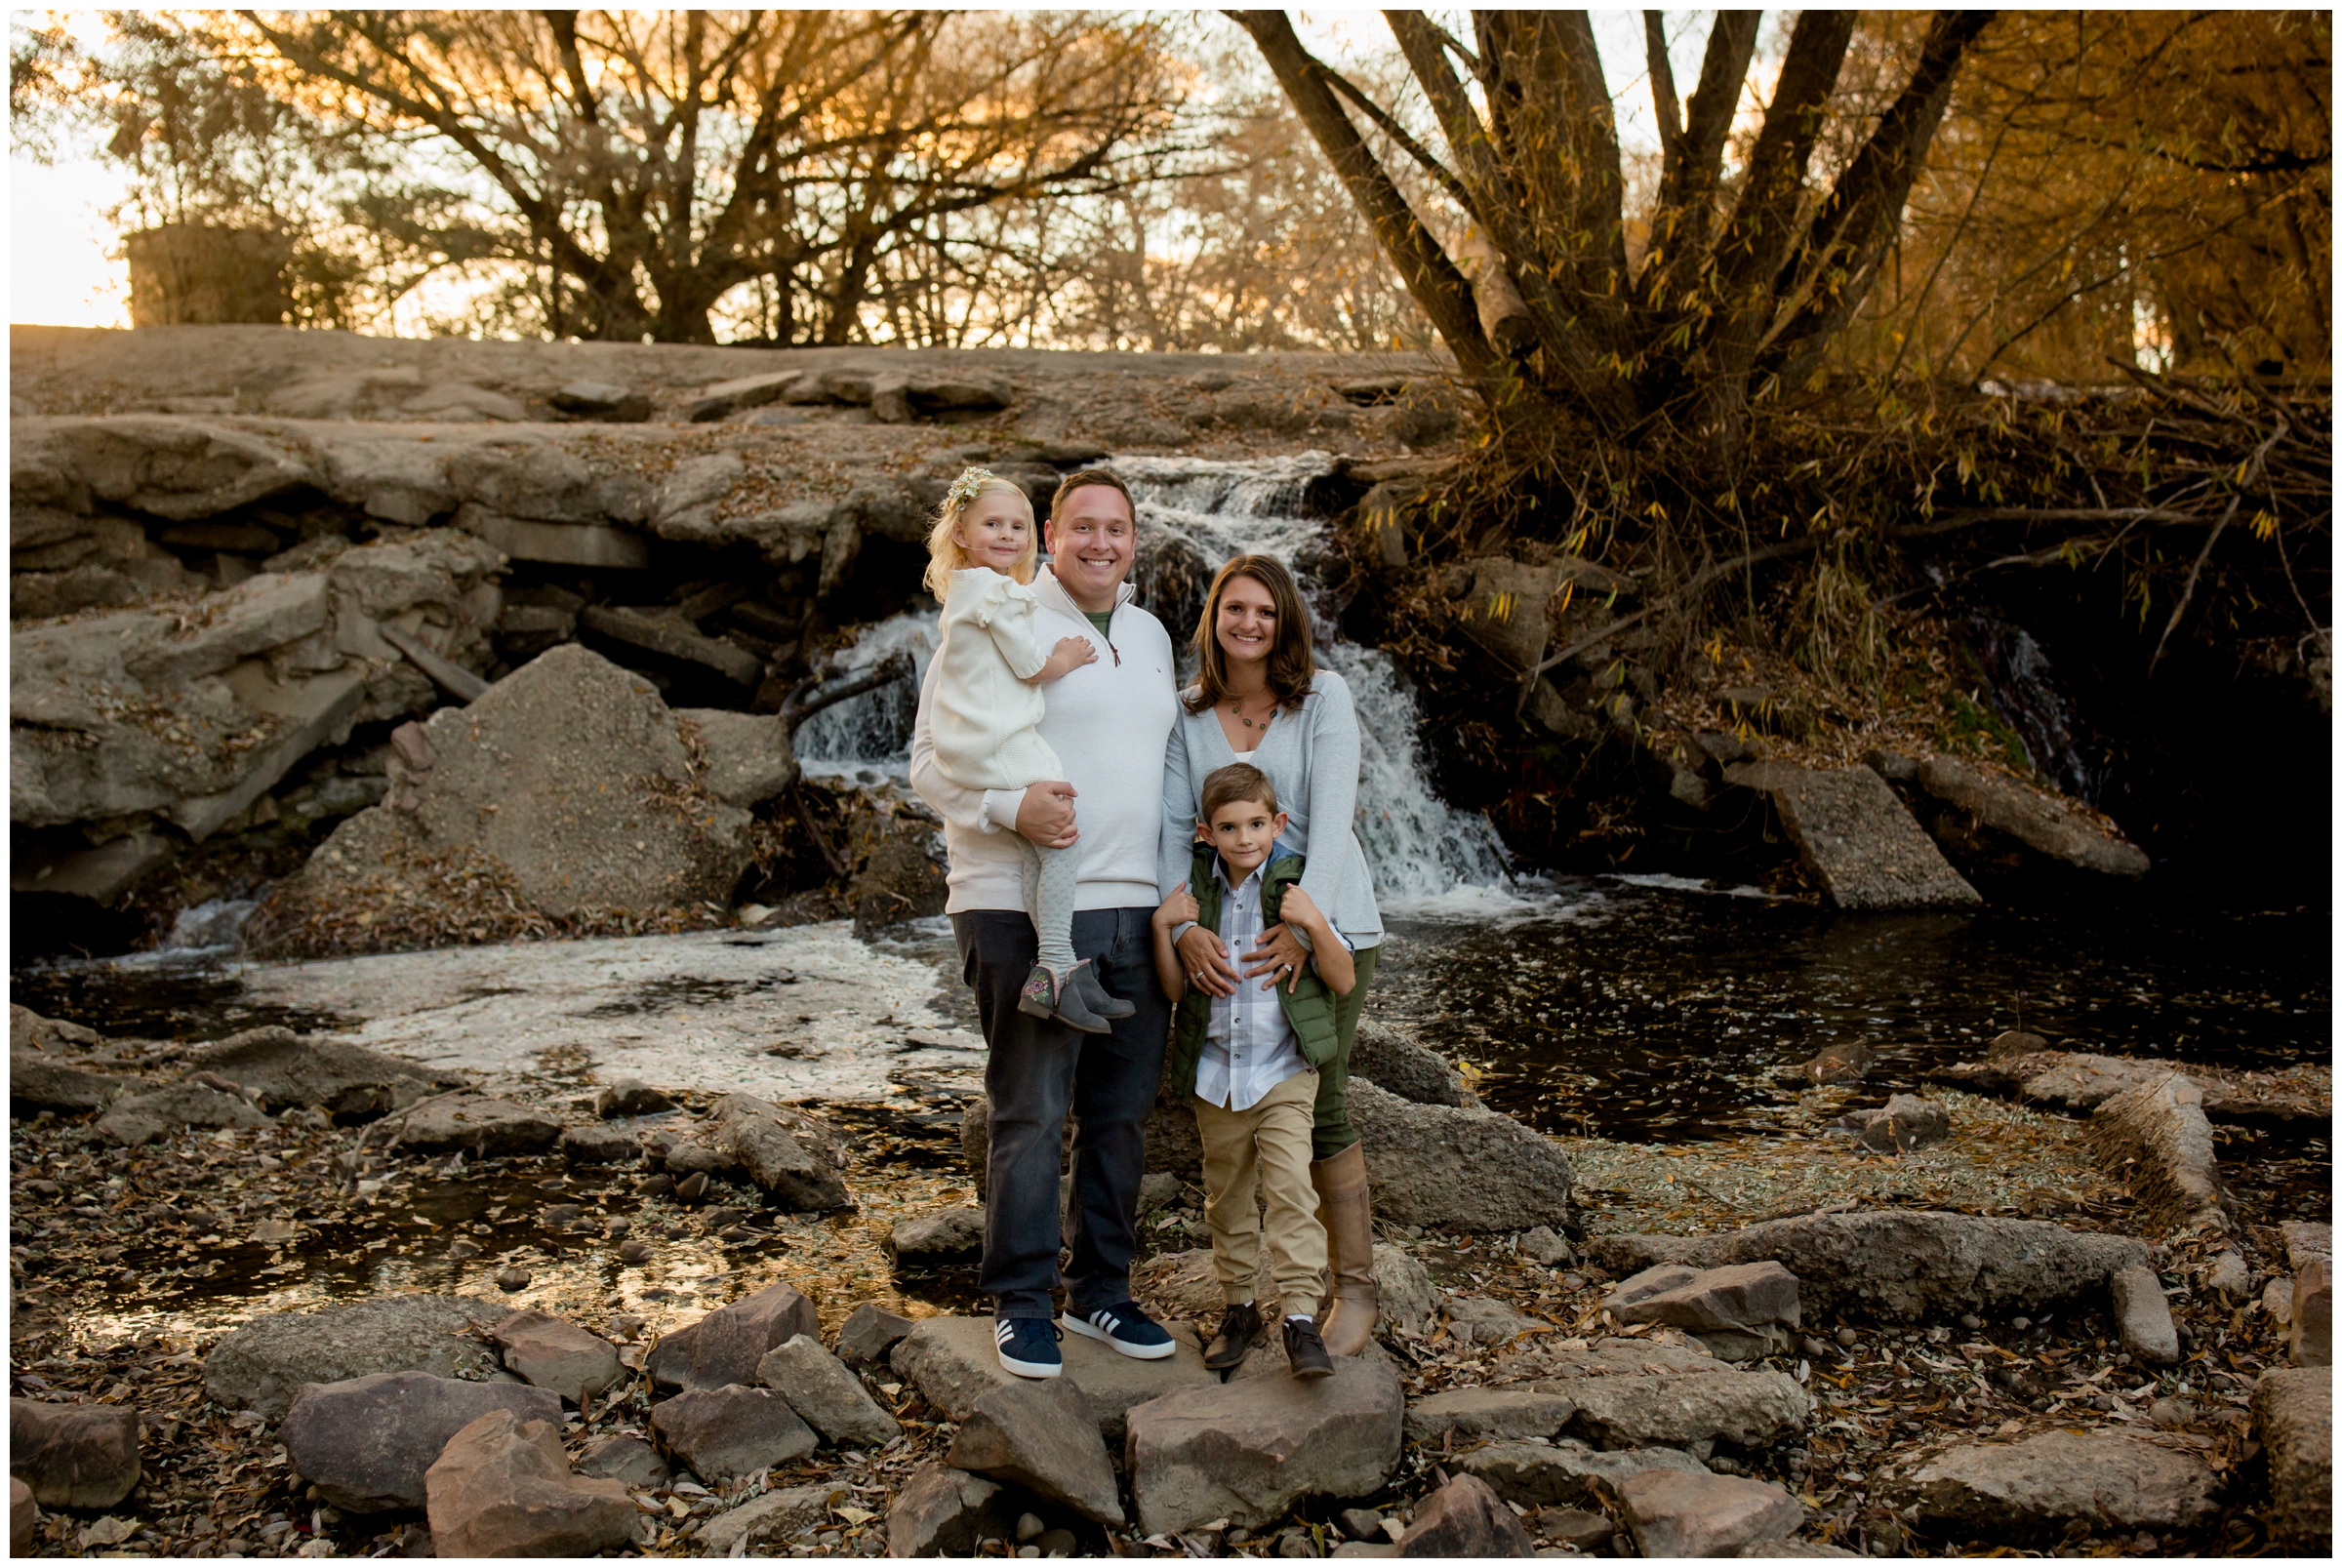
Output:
[1200, 763, 1278, 822]
[1049, 467, 1135, 522]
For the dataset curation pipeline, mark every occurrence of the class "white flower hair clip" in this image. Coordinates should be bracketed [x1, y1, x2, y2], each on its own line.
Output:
[945, 466, 997, 512]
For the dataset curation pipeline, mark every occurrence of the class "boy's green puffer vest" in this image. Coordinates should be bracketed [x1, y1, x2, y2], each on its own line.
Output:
[1167, 843, 1339, 1098]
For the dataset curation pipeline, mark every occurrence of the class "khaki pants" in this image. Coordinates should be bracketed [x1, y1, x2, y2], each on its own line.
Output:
[1191, 1069, 1325, 1320]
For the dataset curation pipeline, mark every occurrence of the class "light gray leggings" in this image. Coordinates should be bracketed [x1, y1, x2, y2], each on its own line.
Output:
[1020, 838, 1079, 978]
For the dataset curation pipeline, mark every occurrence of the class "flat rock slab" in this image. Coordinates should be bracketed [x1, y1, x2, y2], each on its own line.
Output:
[1404, 1387, 1579, 1447]
[1123, 1356, 1403, 1536]
[205, 1295, 505, 1420]
[1348, 1078, 1574, 1233]
[368, 1093, 563, 1157]
[650, 1385, 817, 1482]
[185, 1026, 451, 1116]
[1915, 755, 2150, 878]
[490, 1309, 622, 1404]
[9, 1398, 141, 1509]
[2250, 1366, 2331, 1549]
[647, 1279, 819, 1394]
[756, 1334, 900, 1449]
[1933, 1051, 2330, 1126]
[424, 1410, 633, 1558]
[2085, 1076, 2235, 1234]
[9, 1051, 135, 1112]
[1455, 1440, 1709, 1508]
[886, 1463, 1018, 1558]
[1587, 1211, 2149, 1323]
[1618, 1469, 1804, 1558]
[278, 1372, 560, 1512]
[1393, 1472, 1534, 1557]
[1546, 1367, 1809, 1452]
[1729, 761, 1979, 910]
[891, 1315, 1218, 1451]
[1884, 1431, 2218, 1540]
[947, 1376, 1123, 1527]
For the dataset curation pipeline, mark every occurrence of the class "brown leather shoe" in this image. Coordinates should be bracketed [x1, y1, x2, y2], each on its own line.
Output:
[1312, 1141, 1380, 1357]
[1204, 1301, 1264, 1372]
[1282, 1315, 1334, 1380]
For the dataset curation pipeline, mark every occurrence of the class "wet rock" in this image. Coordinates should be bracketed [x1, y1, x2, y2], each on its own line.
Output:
[2109, 1266, 2180, 1365]
[2290, 1259, 2331, 1366]
[594, 1078, 675, 1118]
[277, 1372, 559, 1512]
[699, 1483, 848, 1556]
[886, 1463, 1018, 1558]
[948, 1377, 1124, 1527]
[1882, 1431, 2217, 1540]
[185, 1026, 449, 1116]
[1832, 1094, 1951, 1154]
[1549, 1365, 1808, 1452]
[424, 1409, 633, 1558]
[8, 1051, 135, 1112]
[756, 1334, 900, 1449]
[1618, 1470, 1803, 1558]
[2085, 1075, 2235, 1234]
[1454, 1439, 1709, 1508]
[892, 1314, 1217, 1451]
[97, 1076, 271, 1146]
[1724, 760, 1980, 910]
[647, 1279, 820, 1394]
[1349, 1020, 1476, 1108]
[1123, 1357, 1402, 1535]
[2250, 1365, 2331, 1549]
[369, 1092, 564, 1157]
[490, 1309, 623, 1404]
[1586, 1211, 2149, 1323]
[204, 1295, 505, 1420]
[1393, 1471, 1534, 1557]
[836, 1304, 916, 1371]
[282, 644, 754, 924]
[1913, 755, 2150, 879]
[889, 1206, 987, 1263]
[575, 1434, 667, 1489]
[9, 1397, 141, 1508]
[560, 1121, 639, 1164]
[1516, 1226, 1573, 1266]
[650, 1385, 817, 1481]
[710, 1093, 852, 1210]
[1347, 1078, 1573, 1233]
[1403, 1387, 1579, 1447]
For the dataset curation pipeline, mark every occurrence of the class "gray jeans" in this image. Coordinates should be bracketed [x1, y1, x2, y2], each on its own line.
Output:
[952, 905, 1168, 1319]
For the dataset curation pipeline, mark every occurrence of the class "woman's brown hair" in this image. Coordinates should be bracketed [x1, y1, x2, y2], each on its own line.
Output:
[1185, 554, 1314, 715]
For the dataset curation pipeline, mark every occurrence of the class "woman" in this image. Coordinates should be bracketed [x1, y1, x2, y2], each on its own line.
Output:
[1159, 554, 1386, 1356]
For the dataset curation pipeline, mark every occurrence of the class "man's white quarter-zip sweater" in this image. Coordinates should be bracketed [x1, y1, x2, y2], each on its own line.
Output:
[909, 566, 1180, 914]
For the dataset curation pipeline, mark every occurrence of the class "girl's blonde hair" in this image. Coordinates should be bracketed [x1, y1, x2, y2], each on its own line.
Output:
[923, 468, 1038, 600]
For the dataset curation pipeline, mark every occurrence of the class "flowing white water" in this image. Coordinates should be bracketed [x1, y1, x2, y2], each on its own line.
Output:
[791, 451, 1511, 900]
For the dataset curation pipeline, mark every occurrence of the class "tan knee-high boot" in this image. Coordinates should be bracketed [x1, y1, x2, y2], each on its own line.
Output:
[1311, 1141, 1379, 1357]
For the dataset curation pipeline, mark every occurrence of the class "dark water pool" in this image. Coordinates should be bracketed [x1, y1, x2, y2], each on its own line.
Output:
[1367, 876, 2329, 1143]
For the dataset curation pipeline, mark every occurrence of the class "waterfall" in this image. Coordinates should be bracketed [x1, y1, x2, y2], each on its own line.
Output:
[795, 452, 1511, 900]
[1963, 612, 2104, 806]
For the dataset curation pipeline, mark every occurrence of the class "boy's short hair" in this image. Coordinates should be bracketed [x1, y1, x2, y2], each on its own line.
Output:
[1199, 763, 1278, 822]
[1049, 467, 1135, 522]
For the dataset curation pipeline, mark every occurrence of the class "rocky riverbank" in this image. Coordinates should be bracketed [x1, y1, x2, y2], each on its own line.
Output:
[9, 981, 2329, 1559]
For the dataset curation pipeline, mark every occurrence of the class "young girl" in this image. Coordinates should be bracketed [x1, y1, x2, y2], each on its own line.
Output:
[924, 468, 1135, 1033]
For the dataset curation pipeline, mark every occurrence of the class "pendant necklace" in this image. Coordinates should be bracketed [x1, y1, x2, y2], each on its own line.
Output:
[1229, 696, 1273, 732]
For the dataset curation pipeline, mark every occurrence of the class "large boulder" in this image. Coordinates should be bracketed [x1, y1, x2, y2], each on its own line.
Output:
[365, 1093, 563, 1157]
[1348, 1020, 1476, 1107]
[7, 1051, 134, 1113]
[756, 1335, 900, 1449]
[2251, 1366, 2332, 1550]
[647, 1280, 820, 1395]
[1123, 1357, 1403, 1535]
[650, 1385, 817, 1481]
[9, 1398, 141, 1508]
[891, 1314, 1219, 1452]
[1348, 1078, 1574, 1232]
[424, 1409, 634, 1558]
[204, 1295, 506, 1420]
[1586, 1211, 2149, 1323]
[708, 1094, 852, 1210]
[275, 643, 753, 924]
[278, 1373, 560, 1512]
[184, 1026, 451, 1117]
[1910, 755, 2150, 879]
[1882, 1432, 2217, 1541]
[1403, 1387, 1579, 1447]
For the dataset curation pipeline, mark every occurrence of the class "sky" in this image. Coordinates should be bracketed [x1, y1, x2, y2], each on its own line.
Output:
[4, 8, 1731, 334]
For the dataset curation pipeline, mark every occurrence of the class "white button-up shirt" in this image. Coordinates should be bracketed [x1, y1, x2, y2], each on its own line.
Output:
[1195, 856, 1312, 1112]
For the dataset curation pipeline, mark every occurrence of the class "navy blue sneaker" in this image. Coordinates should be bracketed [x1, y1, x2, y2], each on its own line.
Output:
[994, 1316, 1063, 1379]
[1065, 1301, 1177, 1360]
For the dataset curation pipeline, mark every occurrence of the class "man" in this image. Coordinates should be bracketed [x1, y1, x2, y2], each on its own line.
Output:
[909, 469, 1181, 1379]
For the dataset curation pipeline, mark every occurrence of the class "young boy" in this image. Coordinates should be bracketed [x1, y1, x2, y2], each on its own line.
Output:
[1151, 763, 1356, 1379]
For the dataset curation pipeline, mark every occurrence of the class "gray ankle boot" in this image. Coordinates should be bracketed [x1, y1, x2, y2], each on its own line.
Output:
[1067, 960, 1135, 1022]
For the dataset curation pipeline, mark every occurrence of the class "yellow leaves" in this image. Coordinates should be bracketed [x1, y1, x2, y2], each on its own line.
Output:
[2248, 508, 2279, 541]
